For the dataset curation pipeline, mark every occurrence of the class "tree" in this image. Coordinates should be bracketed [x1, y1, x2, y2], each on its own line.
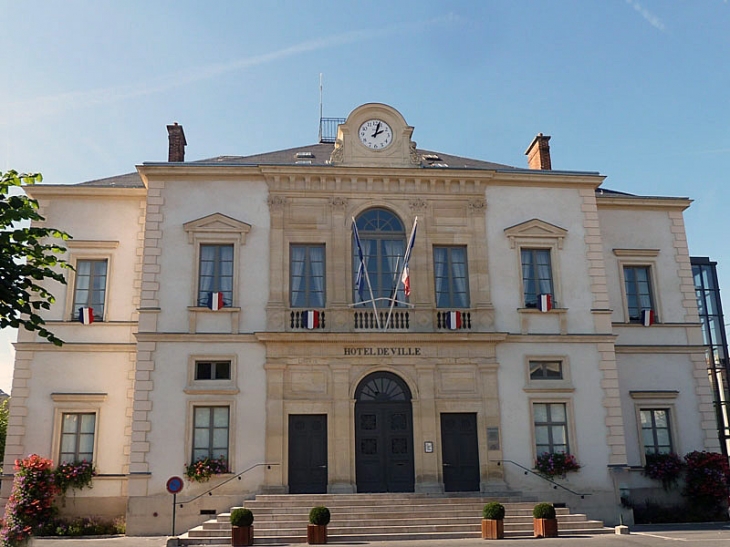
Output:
[0, 171, 71, 346]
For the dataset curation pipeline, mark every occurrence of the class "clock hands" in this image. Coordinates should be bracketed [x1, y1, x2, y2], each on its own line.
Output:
[371, 122, 384, 138]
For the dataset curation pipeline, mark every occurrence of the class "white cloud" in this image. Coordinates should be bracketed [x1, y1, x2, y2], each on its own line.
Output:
[0, 16, 452, 127]
[0, 330, 16, 395]
[626, 0, 666, 31]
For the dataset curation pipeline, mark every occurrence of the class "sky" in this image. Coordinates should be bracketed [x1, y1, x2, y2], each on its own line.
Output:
[1, 0, 729, 393]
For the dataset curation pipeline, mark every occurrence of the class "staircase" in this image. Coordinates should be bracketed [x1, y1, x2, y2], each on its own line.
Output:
[176, 493, 612, 544]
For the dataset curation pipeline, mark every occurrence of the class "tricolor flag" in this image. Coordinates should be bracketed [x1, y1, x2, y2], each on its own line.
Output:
[78, 307, 94, 325]
[537, 294, 553, 312]
[353, 221, 366, 301]
[400, 217, 418, 297]
[304, 310, 320, 329]
[207, 292, 225, 311]
[641, 309, 654, 326]
[446, 311, 462, 330]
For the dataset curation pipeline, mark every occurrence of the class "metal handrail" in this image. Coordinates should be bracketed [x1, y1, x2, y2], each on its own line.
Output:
[177, 462, 280, 507]
[495, 459, 590, 499]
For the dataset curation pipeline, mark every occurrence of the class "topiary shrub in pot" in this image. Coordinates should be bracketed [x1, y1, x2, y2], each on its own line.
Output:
[307, 506, 331, 544]
[230, 507, 254, 547]
[481, 502, 506, 539]
[532, 503, 558, 538]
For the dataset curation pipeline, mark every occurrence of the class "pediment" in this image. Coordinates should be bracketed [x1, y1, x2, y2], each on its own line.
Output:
[504, 218, 567, 249]
[184, 213, 251, 244]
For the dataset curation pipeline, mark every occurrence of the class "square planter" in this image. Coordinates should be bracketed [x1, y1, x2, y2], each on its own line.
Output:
[533, 518, 558, 538]
[481, 518, 505, 539]
[307, 524, 328, 544]
[232, 525, 253, 546]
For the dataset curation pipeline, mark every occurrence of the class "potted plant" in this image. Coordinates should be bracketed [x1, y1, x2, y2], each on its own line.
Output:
[533, 502, 558, 538]
[230, 507, 254, 547]
[307, 506, 331, 544]
[481, 501, 505, 539]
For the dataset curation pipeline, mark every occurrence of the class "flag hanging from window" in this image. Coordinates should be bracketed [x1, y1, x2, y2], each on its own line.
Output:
[401, 217, 418, 297]
[641, 309, 654, 326]
[78, 307, 94, 325]
[304, 310, 320, 329]
[537, 294, 552, 312]
[352, 220, 366, 301]
[446, 311, 462, 330]
[207, 292, 225, 311]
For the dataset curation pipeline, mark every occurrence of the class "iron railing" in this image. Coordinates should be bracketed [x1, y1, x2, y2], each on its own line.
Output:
[495, 459, 589, 499]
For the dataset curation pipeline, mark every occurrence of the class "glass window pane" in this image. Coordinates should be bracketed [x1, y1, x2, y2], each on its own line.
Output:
[653, 410, 667, 428]
[78, 434, 94, 455]
[62, 414, 78, 433]
[61, 434, 76, 454]
[549, 403, 566, 422]
[195, 408, 210, 427]
[80, 414, 96, 433]
[534, 426, 549, 445]
[213, 407, 229, 427]
[214, 362, 230, 380]
[194, 429, 209, 448]
[213, 429, 228, 449]
[533, 403, 548, 422]
[551, 426, 566, 445]
[545, 362, 562, 378]
[196, 362, 212, 380]
[656, 429, 670, 447]
[642, 428, 655, 447]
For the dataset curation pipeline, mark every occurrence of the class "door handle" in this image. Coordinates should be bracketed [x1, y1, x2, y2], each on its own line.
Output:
[443, 463, 452, 467]
[317, 465, 327, 469]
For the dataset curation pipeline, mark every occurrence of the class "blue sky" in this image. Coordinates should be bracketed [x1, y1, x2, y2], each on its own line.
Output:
[1, 1, 729, 392]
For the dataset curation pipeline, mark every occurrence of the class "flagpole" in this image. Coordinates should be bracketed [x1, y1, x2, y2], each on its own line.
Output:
[352, 218, 381, 330]
[386, 217, 417, 332]
[384, 257, 400, 331]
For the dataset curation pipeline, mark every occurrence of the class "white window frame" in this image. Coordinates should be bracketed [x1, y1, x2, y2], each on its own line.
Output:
[529, 397, 578, 462]
[524, 355, 574, 392]
[630, 390, 679, 463]
[50, 392, 106, 466]
[64, 240, 118, 322]
[614, 249, 661, 324]
[185, 354, 239, 395]
[184, 213, 251, 310]
[289, 243, 326, 309]
[186, 400, 236, 470]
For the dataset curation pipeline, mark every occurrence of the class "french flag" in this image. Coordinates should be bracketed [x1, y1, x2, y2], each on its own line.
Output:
[537, 294, 553, 312]
[207, 292, 225, 311]
[446, 311, 462, 330]
[304, 310, 320, 329]
[401, 217, 418, 297]
[641, 309, 654, 326]
[78, 307, 94, 325]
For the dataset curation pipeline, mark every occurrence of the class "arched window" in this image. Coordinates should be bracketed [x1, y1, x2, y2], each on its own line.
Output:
[353, 208, 406, 307]
[355, 371, 412, 402]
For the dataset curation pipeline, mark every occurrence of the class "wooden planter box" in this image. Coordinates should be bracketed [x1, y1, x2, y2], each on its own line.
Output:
[533, 518, 558, 538]
[307, 524, 328, 544]
[231, 525, 253, 546]
[481, 519, 505, 539]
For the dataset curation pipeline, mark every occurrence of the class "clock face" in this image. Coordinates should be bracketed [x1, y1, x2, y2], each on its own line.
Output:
[359, 119, 393, 150]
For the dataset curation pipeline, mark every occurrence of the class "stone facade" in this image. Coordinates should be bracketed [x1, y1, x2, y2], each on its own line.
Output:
[0, 104, 718, 534]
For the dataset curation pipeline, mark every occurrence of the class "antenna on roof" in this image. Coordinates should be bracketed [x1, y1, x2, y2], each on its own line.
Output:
[318, 73, 323, 143]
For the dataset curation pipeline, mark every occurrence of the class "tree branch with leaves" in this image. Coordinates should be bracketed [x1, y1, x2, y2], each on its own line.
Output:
[0, 171, 71, 346]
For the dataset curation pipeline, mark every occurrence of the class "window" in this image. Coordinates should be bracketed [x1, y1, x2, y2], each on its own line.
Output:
[60, 412, 96, 463]
[624, 265, 654, 322]
[640, 408, 673, 454]
[533, 402, 569, 455]
[72, 259, 108, 321]
[290, 244, 325, 308]
[192, 406, 229, 461]
[353, 209, 406, 307]
[198, 244, 233, 306]
[434, 246, 469, 308]
[529, 361, 563, 380]
[521, 249, 554, 307]
[195, 361, 231, 381]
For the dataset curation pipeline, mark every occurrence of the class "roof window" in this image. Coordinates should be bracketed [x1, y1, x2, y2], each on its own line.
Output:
[295, 152, 315, 159]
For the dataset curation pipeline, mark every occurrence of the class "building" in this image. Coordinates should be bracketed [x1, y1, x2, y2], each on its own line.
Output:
[1, 103, 719, 533]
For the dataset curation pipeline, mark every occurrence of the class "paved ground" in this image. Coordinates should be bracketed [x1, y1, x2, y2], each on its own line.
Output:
[29, 523, 730, 547]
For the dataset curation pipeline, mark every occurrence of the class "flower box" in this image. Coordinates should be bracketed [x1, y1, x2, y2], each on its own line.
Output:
[481, 518, 504, 539]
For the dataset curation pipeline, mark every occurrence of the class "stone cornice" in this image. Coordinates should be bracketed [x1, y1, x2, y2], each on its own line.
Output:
[135, 333, 258, 343]
[614, 345, 707, 354]
[14, 343, 136, 352]
[597, 195, 692, 210]
[24, 186, 146, 199]
[255, 332, 509, 344]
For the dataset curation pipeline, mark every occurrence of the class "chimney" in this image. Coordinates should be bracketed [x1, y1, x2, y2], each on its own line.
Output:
[525, 133, 551, 170]
[167, 122, 187, 162]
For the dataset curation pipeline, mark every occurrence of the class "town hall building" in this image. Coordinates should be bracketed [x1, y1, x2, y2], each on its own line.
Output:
[1, 103, 718, 534]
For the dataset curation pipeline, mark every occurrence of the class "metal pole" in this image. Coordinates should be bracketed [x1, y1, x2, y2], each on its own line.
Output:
[172, 492, 177, 536]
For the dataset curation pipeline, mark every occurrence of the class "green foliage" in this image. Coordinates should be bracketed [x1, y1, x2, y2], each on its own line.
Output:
[1, 170, 72, 346]
[308, 506, 331, 526]
[54, 460, 95, 495]
[532, 503, 556, 520]
[0, 399, 8, 473]
[644, 452, 683, 490]
[36, 516, 125, 536]
[230, 508, 254, 527]
[184, 455, 229, 482]
[482, 502, 505, 520]
[534, 452, 581, 478]
[683, 451, 730, 514]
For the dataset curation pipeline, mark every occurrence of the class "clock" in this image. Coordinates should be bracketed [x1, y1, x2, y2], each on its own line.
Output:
[359, 119, 393, 150]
